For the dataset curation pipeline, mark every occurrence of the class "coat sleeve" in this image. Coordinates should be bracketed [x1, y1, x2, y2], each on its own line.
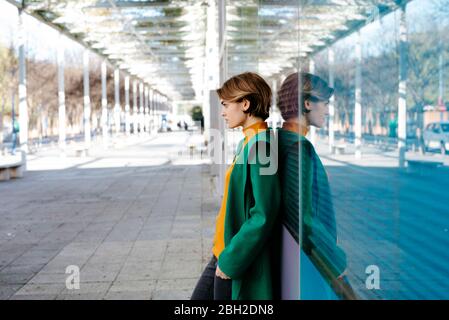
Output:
[218, 141, 281, 279]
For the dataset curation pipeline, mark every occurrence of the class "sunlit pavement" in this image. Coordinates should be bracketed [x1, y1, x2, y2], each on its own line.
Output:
[2, 130, 449, 299]
[0, 130, 218, 300]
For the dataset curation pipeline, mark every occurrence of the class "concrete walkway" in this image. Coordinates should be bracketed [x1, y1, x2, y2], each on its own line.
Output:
[4, 129, 447, 300]
[0, 131, 219, 300]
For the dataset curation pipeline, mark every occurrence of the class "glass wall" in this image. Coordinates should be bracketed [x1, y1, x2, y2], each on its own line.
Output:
[224, 0, 449, 300]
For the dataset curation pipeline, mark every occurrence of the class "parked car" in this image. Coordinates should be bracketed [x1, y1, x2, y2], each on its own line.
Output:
[423, 121, 449, 154]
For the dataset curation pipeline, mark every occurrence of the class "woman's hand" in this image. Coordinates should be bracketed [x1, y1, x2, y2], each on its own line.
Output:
[216, 265, 231, 279]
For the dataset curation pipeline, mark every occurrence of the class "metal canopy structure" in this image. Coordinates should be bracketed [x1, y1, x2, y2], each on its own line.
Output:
[7, 0, 408, 102]
[225, 0, 409, 80]
[8, 0, 210, 102]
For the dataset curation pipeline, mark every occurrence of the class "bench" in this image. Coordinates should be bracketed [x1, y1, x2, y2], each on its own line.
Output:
[0, 151, 26, 181]
[407, 160, 443, 175]
[186, 135, 207, 159]
[187, 143, 207, 159]
[332, 144, 346, 155]
[74, 146, 89, 157]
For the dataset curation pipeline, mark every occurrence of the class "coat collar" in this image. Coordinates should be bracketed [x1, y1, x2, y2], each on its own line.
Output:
[242, 121, 268, 144]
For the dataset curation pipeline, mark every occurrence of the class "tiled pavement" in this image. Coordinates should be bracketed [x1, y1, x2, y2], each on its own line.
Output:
[3, 131, 449, 300]
[0, 131, 219, 300]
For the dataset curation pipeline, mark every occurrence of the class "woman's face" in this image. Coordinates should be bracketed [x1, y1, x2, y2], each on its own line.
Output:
[220, 99, 249, 129]
[305, 99, 329, 128]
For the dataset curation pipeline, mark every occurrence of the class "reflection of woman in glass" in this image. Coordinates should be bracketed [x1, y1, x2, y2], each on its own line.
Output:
[277, 72, 353, 298]
[191, 72, 280, 300]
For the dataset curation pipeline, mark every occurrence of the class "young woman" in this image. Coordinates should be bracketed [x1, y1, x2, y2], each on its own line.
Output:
[191, 72, 281, 300]
[276, 72, 352, 298]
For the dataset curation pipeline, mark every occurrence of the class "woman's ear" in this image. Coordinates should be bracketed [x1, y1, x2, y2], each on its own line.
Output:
[304, 99, 313, 112]
[241, 99, 250, 112]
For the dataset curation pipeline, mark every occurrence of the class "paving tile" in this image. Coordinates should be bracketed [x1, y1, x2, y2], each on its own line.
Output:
[103, 291, 152, 300]
[0, 133, 216, 300]
[27, 272, 67, 284]
[58, 281, 111, 297]
[0, 273, 36, 285]
[115, 261, 162, 281]
[159, 258, 202, 280]
[13, 283, 65, 296]
[0, 262, 45, 275]
[151, 289, 191, 300]
[0, 284, 22, 299]
[108, 280, 157, 292]
[155, 278, 197, 291]
[58, 292, 106, 300]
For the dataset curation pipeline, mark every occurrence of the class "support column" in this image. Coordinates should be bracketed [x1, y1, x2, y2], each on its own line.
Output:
[155, 92, 159, 131]
[328, 48, 335, 154]
[308, 58, 316, 146]
[159, 94, 162, 130]
[101, 60, 108, 147]
[18, 9, 28, 154]
[398, 4, 408, 168]
[150, 89, 153, 133]
[124, 76, 131, 135]
[218, 0, 227, 195]
[133, 80, 138, 135]
[57, 34, 66, 155]
[161, 96, 164, 113]
[139, 82, 144, 134]
[163, 96, 166, 127]
[355, 31, 363, 159]
[159, 93, 163, 131]
[144, 86, 149, 133]
[83, 49, 91, 148]
[114, 68, 120, 136]
[149, 88, 154, 133]
[203, 0, 219, 148]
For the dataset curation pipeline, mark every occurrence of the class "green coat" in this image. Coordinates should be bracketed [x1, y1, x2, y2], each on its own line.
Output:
[217, 128, 281, 300]
[277, 128, 346, 279]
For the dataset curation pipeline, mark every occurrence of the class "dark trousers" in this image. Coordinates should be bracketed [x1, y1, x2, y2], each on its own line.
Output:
[191, 255, 232, 300]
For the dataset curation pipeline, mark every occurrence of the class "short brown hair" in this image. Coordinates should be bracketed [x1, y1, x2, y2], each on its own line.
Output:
[216, 72, 272, 121]
[277, 72, 334, 120]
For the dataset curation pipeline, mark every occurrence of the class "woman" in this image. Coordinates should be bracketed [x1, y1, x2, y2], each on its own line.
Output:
[276, 72, 352, 298]
[191, 72, 281, 300]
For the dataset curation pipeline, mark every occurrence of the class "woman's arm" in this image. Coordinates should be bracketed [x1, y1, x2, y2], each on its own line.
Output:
[217, 141, 281, 279]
